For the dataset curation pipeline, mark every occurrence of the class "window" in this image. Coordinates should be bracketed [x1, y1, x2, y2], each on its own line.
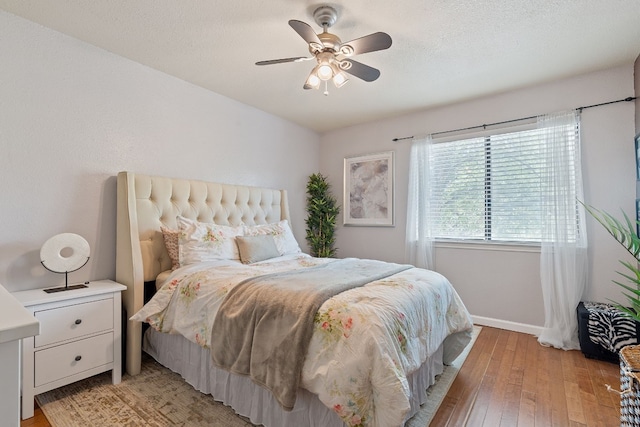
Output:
[428, 123, 580, 243]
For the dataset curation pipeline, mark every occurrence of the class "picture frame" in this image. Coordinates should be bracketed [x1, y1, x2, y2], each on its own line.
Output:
[636, 133, 640, 236]
[636, 133, 640, 180]
[343, 151, 394, 226]
[637, 199, 640, 237]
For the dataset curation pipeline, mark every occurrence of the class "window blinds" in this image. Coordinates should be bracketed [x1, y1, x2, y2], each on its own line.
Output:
[428, 124, 580, 243]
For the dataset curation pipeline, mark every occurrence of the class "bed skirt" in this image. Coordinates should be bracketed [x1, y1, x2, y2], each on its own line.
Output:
[143, 328, 445, 427]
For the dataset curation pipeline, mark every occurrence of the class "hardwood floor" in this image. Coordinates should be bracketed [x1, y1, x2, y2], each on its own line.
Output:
[21, 326, 620, 427]
[19, 405, 49, 427]
[432, 326, 620, 426]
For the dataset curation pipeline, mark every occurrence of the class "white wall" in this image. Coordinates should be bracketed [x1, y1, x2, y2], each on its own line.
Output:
[0, 11, 320, 292]
[320, 65, 637, 330]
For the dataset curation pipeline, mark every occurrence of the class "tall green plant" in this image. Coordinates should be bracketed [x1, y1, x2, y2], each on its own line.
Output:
[583, 203, 640, 322]
[305, 173, 340, 257]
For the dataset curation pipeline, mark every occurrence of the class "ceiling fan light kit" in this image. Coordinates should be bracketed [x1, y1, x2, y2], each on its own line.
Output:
[256, 5, 392, 95]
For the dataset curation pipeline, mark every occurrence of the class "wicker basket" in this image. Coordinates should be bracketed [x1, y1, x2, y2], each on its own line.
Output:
[620, 345, 640, 426]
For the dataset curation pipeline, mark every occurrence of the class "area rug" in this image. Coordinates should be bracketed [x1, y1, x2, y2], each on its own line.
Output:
[36, 326, 480, 426]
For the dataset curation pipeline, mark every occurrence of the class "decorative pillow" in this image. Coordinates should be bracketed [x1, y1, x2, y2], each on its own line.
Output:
[243, 220, 302, 256]
[160, 226, 180, 270]
[177, 216, 243, 265]
[236, 235, 280, 264]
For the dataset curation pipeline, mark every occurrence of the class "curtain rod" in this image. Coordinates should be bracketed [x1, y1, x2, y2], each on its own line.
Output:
[391, 96, 636, 142]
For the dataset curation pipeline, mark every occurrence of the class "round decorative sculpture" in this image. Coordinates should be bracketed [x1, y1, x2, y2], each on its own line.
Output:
[40, 233, 90, 293]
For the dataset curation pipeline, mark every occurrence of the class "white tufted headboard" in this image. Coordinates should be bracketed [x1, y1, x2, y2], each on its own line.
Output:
[116, 172, 291, 375]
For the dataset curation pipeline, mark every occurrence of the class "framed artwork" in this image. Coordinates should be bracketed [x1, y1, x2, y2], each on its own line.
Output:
[637, 199, 640, 237]
[343, 151, 394, 226]
[636, 133, 640, 236]
[636, 133, 640, 180]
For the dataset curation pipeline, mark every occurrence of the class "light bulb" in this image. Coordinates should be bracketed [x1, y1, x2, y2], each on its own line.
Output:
[317, 64, 333, 81]
[304, 72, 321, 90]
[333, 72, 348, 88]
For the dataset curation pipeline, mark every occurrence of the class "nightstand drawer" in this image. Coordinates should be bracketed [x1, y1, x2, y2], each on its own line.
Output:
[34, 332, 114, 387]
[34, 298, 113, 348]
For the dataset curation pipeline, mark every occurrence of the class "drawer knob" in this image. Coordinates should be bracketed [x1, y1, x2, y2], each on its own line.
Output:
[75, 355, 82, 362]
[74, 319, 82, 325]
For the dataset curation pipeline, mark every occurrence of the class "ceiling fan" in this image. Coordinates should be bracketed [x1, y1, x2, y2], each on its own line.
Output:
[256, 5, 392, 94]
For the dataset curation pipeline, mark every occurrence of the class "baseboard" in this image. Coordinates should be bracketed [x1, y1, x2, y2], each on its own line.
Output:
[472, 315, 543, 336]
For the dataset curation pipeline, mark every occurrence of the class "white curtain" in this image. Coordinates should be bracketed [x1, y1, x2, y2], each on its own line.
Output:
[537, 110, 588, 350]
[405, 135, 434, 270]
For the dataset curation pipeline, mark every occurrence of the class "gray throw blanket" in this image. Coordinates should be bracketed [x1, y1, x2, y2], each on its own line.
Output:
[210, 258, 412, 410]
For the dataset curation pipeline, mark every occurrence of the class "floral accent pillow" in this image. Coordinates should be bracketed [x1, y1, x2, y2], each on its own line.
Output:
[160, 226, 180, 270]
[177, 216, 243, 265]
[243, 219, 302, 256]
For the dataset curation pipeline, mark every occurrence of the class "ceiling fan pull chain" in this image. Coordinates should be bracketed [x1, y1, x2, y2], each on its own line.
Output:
[324, 81, 329, 96]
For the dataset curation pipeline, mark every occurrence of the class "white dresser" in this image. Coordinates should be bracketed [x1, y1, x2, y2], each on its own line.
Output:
[13, 280, 126, 419]
[0, 284, 39, 427]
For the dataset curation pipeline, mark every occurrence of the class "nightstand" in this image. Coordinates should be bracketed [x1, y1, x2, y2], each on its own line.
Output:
[12, 280, 126, 419]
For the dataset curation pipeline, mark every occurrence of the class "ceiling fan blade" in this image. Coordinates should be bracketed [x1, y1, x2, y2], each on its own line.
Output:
[255, 57, 313, 66]
[340, 32, 392, 56]
[339, 59, 381, 82]
[289, 20, 323, 47]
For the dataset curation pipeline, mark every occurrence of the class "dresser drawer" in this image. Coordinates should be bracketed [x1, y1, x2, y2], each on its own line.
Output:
[34, 298, 113, 348]
[34, 332, 114, 387]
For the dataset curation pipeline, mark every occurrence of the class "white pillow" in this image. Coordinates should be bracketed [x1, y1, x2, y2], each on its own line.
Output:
[177, 216, 243, 265]
[243, 220, 302, 256]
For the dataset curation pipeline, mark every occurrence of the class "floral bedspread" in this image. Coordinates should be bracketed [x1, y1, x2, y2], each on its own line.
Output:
[132, 254, 473, 427]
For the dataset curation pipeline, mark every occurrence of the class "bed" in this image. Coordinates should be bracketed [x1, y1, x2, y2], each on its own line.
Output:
[116, 171, 473, 427]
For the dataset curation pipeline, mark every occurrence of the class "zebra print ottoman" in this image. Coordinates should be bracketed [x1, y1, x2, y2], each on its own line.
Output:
[577, 301, 639, 364]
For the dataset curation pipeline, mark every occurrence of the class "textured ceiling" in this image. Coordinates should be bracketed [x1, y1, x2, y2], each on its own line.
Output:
[1, 0, 639, 133]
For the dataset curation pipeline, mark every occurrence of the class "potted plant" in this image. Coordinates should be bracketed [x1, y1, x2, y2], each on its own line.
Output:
[305, 173, 340, 257]
[583, 204, 640, 321]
